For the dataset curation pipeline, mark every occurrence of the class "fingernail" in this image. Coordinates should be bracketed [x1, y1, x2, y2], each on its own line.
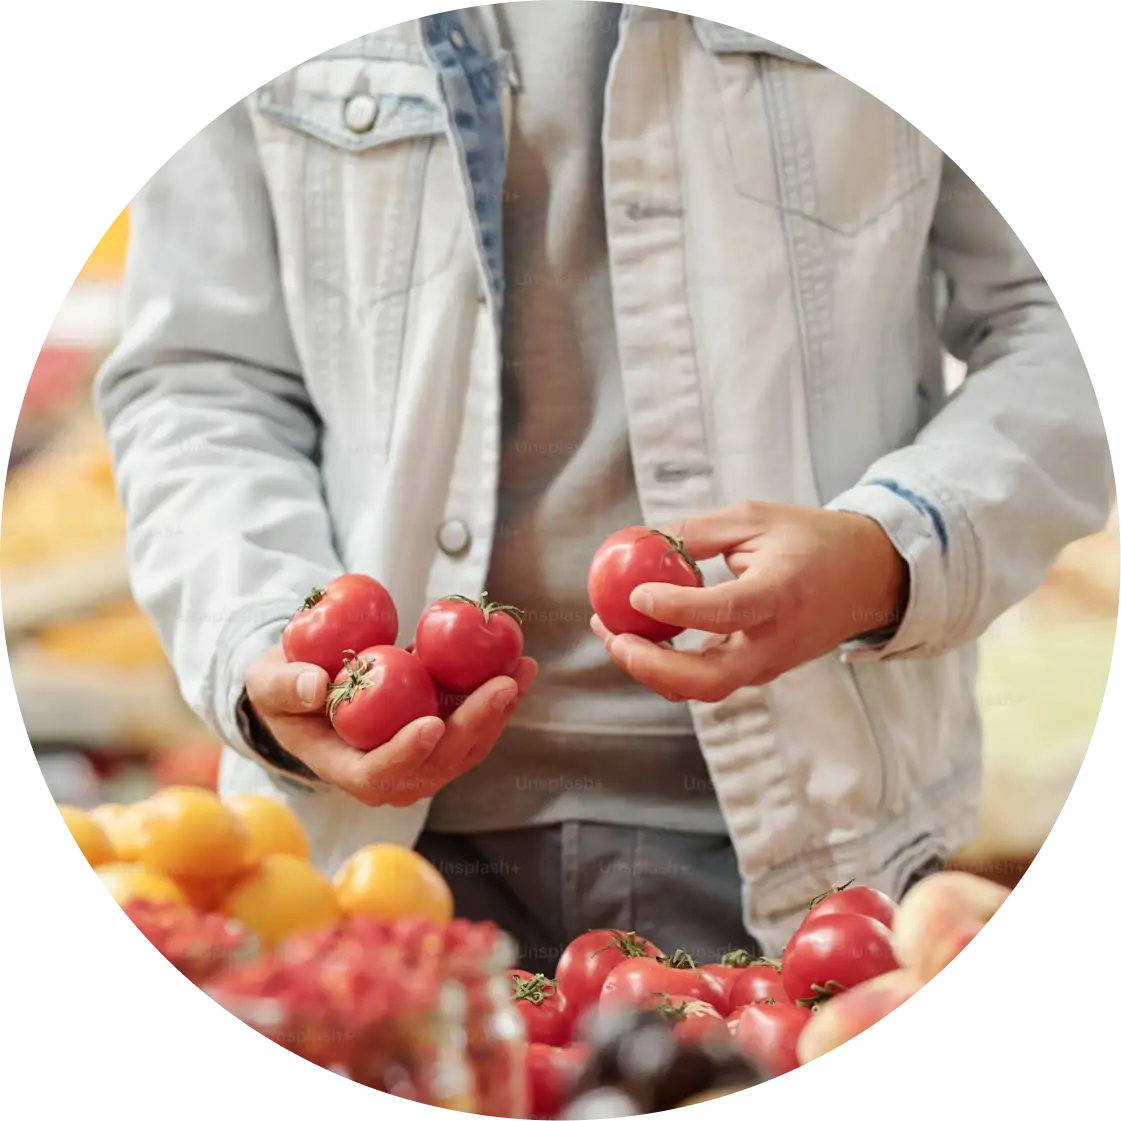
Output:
[297, 671, 320, 708]
[492, 689, 518, 714]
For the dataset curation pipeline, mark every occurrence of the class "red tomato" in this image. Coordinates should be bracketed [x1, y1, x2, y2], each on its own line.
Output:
[725, 963, 789, 1010]
[801, 883, 898, 931]
[326, 646, 439, 750]
[781, 914, 898, 1004]
[526, 1043, 589, 1120]
[645, 994, 731, 1047]
[510, 971, 572, 1047]
[697, 950, 772, 1014]
[555, 930, 664, 1020]
[587, 527, 704, 642]
[733, 1001, 811, 1076]
[282, 574, 398, 677]
[414, 592, 525, 695]
[600, 951, 722, 1012]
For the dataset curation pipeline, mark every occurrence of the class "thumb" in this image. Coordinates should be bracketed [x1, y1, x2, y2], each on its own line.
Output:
[245, 655, 330, 715]
[631, 562, 788, 635]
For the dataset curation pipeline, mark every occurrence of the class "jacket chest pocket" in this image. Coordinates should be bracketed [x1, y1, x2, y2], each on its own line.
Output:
[249, 50, 468, 457]
[694, 23, 940, 236]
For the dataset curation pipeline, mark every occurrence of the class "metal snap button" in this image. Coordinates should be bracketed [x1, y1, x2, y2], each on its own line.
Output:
[342, 92, 378, 134]
[449, 27, 467, 49]
[437, 518, 472, 558]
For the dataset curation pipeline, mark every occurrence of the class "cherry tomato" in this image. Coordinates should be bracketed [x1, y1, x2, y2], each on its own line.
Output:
[725, 963, 789, 1010]
[510, 971, 573, 1047]
[555, 930, 664, 1021]
[326, 646, 439, 750]
[644, 994, 731, 1047]
[781, 913, 898, 1004]
[733, 1001, 811, 1076]
[527, 1042, 589, 1120]
[282, 574, 398, 677]
[414, 592, 525, 695]
[600, 950, 723, 1012]
[587, 527, 704, 642]
[801, 883, 898, 931]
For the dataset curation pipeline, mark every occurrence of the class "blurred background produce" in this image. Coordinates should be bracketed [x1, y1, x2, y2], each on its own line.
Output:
[5, 211, 1117, 889]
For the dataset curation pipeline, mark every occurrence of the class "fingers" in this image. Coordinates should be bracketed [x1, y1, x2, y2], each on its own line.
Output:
[246, 646, 330, 716]
[629, 566, 789, 635]
[595, 622, 774, 703]
[659, 503, 769, 561]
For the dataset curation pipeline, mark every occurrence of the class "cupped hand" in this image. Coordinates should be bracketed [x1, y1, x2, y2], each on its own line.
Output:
[591, 501, 908, 703]
[244, 646, 537, 807]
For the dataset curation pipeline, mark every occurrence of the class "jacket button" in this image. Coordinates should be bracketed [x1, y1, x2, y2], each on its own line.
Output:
[449, 27, 467, 49]
[437, 518, 472, 558]
[342, 92, 378, 134]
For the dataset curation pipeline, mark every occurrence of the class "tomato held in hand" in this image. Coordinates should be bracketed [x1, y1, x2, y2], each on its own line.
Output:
[414, 591, 525, 696]
[326, 647, 439, 750]
[733, 1001, 811, 1077]
[510, 971, 573, 1047]
[600, 950, 723, 1013]
[645, 995, 731, 1047]
[725, 962, 789, 1011]
[587, 527, 704, 643]
[282, 574, 398, 677]
[781, 913, 898, 1005]
[527, 1042, 589, 1120]
[555, 930, 664, 1021]
[800, 882, 898, 932]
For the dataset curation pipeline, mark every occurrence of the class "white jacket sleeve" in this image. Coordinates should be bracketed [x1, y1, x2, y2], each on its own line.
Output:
[827, 157, 1114, 659]
[94, 100, 344, 759]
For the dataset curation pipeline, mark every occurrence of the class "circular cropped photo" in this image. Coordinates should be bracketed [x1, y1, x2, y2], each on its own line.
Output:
[5, 4, 1114, 1116]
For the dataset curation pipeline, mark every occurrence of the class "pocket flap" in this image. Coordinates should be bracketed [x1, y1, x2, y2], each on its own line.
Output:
[255, 58, 446, 152]
[692, 19, 815, 64]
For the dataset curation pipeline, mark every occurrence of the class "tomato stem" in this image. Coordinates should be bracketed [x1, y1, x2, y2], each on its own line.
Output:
[750, 956, 783, 971]
[442, 590, 526, 625]
[326, 649, 374, 718]
[719, 949, 755, 968]
[297, 587, 325, 614]
[510, 973, 557, 1006]
[807, 879, 856, 911]
[647, 529, 704, 586]
[591, 931, 655, 961]
[648, 993, 708, 1023]
[796, 980, 848, 1009]
[658, 949, 698, 971]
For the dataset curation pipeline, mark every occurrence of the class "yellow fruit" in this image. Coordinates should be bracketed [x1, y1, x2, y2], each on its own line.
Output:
[58, 805, 117, 867]
[334, 844, 453, 924]
[98, 863, 187, 907]
[222, 854, 340, 949]
[226, 794, 311, 865]
[135, 787, 248, 879]
[92, 802, 149, 863]
[173, 873, 240, 912]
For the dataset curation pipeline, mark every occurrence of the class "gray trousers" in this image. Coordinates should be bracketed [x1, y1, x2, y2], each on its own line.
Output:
[416, 825, 946, 972]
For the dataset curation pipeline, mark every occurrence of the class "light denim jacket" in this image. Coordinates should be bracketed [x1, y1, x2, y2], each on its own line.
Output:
[94, 7, 1112, 952]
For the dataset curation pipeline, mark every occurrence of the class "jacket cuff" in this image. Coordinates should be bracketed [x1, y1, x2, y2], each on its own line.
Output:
[826, 474, 979, 660]
[211, 599, 327, 793]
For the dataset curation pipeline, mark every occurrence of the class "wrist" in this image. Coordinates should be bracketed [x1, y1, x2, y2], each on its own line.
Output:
[235, 690, 321, 782]
[844, 514, 910, 640]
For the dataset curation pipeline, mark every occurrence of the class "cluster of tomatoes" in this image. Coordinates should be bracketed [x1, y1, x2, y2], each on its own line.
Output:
[281, 574, 526, 748]
[508, 883, 900, 1118]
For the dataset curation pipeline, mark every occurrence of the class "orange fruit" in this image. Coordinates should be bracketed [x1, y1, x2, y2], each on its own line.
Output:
[173, 873, 240, 912]
[135, 787, 248, 879]
[226, 794, 310, 865]
[334, 844, 453, 924]
[92, 802, 150, 863]
[97, 863, 187, 907]
[222, 854, 340, 949]
[58, 805, 118, 867]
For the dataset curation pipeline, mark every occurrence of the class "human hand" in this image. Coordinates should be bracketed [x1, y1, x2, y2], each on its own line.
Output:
[797, 872, 1011, 1063]
[244, 646, 537, 807]
[590, 502, 908, 703]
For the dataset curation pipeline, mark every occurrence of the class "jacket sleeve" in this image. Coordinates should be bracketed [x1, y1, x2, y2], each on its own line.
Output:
[827, 156, 1113, 659]
[94, 100, 343, 768]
